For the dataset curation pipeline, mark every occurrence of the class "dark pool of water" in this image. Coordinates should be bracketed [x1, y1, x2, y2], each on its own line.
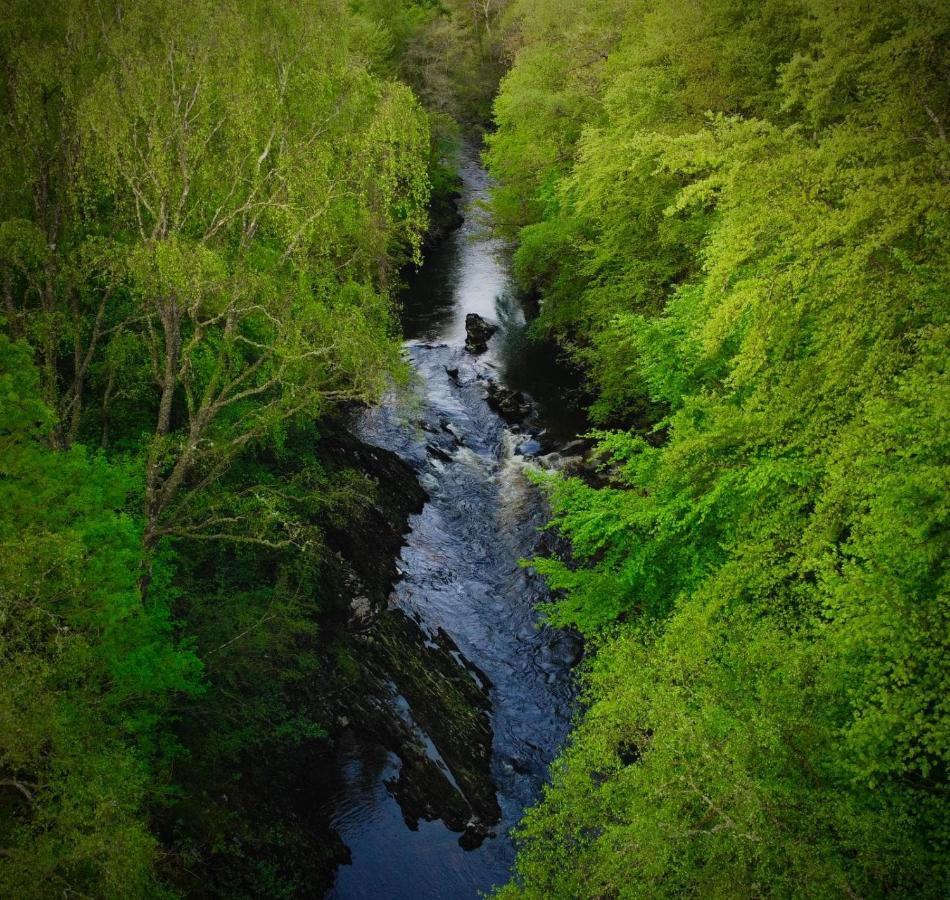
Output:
[323, 146, 584, 900]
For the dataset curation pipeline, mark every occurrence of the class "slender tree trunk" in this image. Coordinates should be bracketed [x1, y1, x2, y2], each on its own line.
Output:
[2, 271, 20, 338]
[66, 290, 83, 446]
[141, 297, 182, 597]
[100, 366, 115, 449]
[33, 163, 65, 447]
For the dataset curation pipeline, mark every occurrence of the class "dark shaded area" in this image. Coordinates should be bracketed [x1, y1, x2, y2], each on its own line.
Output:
[154, 425, 432, 899]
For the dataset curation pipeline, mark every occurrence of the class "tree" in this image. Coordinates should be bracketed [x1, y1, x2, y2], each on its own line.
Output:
[0, 1, 439, 893]
[0, 330, 201, 898]
[492, 0, 950, 895]
[74, 0, 429, 561]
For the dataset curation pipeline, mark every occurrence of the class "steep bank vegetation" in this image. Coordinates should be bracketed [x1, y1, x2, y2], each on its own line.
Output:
[0, 1, 508, 896]
[488, 0, 949, 896]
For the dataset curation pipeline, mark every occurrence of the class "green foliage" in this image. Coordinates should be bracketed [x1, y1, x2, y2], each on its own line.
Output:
[493, 0, 950, 895]
[0, 332, 200, 897]
[354, 0, 513, 236]
[0, 0, 449, 895]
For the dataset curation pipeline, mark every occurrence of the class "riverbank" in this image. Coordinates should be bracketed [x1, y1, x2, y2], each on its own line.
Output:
[165, 141, 589, 899]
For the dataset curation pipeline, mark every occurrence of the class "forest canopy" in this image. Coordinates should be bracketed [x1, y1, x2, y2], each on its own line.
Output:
[0, 0, 468, 895]
[1, 0, 947, 897]
[487, 0, 949, 897]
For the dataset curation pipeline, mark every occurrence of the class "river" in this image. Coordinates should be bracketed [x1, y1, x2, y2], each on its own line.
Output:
[323, 147, 584, 899]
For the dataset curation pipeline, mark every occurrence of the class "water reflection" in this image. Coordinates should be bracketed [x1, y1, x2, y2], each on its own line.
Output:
[400, 153, 507, 344]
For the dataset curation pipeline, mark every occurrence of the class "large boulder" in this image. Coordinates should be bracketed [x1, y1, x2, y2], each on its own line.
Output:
[464, 313, 498, 354]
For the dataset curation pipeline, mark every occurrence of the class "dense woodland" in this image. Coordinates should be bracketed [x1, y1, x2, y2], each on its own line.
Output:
[0, 0, 947, 898]
[488, 0, 948, 897]
[0, 1, 504, 896]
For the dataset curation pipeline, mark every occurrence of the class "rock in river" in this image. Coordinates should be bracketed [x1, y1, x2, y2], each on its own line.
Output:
[515, 438, 542, 457]
[464, 312, 498, 354]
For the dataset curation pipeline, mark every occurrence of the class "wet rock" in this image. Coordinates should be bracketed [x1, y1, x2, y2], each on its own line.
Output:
[345, 609, 501, 833]
[425, 187, 464, 246]
[319, 429, 427, 619]
[458, 822, 489, 850]
[558, 438, 593, 457]
[562, 632, 585, 666]
[349, 593, 373, 624]
[445, 366, 460, 381]
[437, 626, 492, 691]
[426, 443, 454, 463]
[464, 313, 498, 354]
[540, 631, 585, 669]
[485, 382, 532, 424]
[560, 454, 612, 489]
[509, 755, 533, 775]
[443, 422, 465, 445]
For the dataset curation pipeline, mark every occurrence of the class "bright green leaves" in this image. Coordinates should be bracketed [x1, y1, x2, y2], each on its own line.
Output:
[487, 0, 810, 415]
[494, 0, 950, 895]
[126, 239, 227, 310]
[0, 1, 441, 895]
[33, 0, 434, 551]
[0, 331, 50, 435]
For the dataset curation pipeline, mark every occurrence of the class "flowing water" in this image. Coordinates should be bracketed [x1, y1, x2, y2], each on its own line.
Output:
[324, 149, 583, 899]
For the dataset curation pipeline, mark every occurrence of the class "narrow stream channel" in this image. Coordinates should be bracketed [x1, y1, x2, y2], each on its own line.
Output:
[323, 148, 582, 899]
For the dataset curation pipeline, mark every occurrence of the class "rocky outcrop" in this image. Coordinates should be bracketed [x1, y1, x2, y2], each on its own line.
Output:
[346, 614, 499, 839]
[464, 313, 498, 354]
[425, 186, 464, 247]
[318, 429, 428, 623]
[315, 426, 501, 853]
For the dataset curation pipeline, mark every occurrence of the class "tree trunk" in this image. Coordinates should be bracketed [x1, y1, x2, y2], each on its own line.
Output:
[141, 297, 182, 596]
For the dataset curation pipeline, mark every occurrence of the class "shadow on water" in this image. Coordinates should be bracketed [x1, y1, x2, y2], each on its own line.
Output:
[324, 144, 585, 900]
[492, 293, 592, 446]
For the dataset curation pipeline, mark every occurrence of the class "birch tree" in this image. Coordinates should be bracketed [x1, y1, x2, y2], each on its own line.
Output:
[77, 0, 430, 556]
